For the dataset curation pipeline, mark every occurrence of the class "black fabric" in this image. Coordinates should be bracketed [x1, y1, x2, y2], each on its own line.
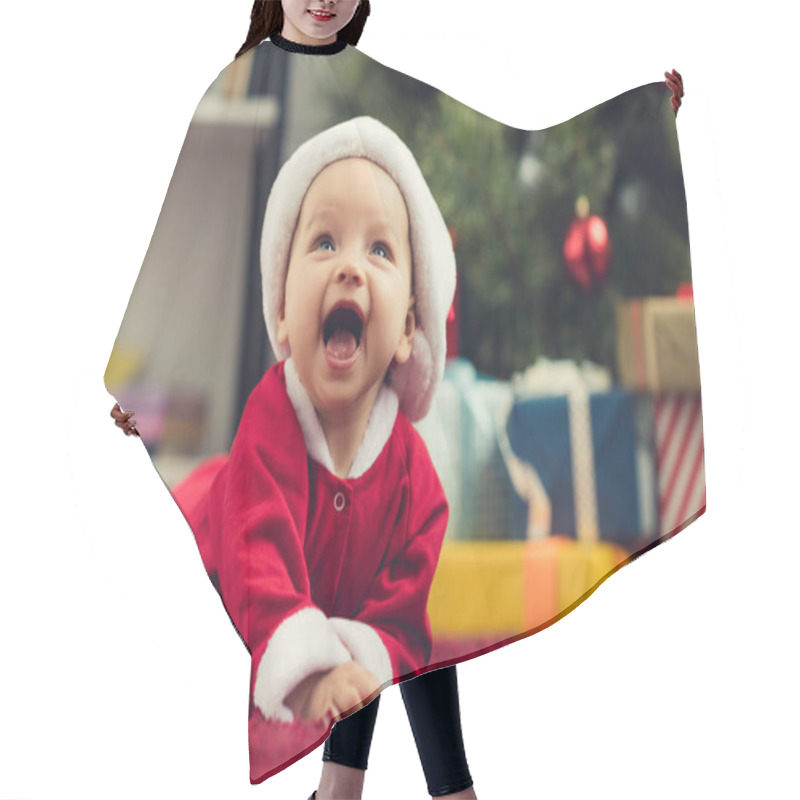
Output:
[269, 32, 348, 55]
[323, 691, 381, 770]
[323, 666, 473, 796]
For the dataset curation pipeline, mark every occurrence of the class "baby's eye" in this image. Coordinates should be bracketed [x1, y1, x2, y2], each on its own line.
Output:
[371, 243, 391, 260]
[315, 236, 334, 252]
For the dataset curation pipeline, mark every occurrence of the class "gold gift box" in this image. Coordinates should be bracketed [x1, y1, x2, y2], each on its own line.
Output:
[616, 297, 701, 393]
[427, 538, 627, 639]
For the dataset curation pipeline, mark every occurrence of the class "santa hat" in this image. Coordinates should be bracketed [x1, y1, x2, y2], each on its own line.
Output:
[260, 116, 456, 423]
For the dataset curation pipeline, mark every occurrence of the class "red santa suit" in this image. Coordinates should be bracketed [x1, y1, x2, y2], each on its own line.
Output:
[170, 116, 456, 783]
[173, 356, 448, 732]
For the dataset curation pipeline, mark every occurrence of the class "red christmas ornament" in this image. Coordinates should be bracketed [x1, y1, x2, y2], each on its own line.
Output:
[563, 196, 610, 291]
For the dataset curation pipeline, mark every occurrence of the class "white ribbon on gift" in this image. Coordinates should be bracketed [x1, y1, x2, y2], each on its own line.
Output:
[496, 358, 611, 542]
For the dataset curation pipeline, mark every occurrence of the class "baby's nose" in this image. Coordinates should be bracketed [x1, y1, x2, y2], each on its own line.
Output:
[336, 261, 365, 286]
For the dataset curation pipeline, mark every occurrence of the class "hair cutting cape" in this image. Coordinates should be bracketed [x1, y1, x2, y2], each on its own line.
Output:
[106, 36, 705, 783]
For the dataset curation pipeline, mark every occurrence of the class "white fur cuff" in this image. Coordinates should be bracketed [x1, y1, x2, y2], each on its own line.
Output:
[253, 606, 351, 723]
[329, 617, 394, 688]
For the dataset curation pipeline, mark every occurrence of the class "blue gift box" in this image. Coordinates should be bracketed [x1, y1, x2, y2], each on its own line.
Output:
[505, 389, 657, 548]
[416, 358, 526, 540]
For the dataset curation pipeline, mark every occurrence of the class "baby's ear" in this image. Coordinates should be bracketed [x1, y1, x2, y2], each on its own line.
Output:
[394, 297, 416, 365]
[276, 304, 289, 347]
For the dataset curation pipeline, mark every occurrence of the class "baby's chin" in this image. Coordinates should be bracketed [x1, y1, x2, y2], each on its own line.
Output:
[304, 358, 389, 415]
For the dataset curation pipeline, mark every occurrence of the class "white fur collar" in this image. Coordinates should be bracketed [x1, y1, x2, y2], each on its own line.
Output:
[283, 357, 399, 479]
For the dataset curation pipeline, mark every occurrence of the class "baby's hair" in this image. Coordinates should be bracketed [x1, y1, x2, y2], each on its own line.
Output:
[236, 0, 372, 59]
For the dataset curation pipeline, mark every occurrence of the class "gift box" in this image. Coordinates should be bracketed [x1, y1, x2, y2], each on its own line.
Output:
[653, 394, 707, 537]
[501, 361, 658, 548]
[415, 358, 523, 540]
[616, 296, 701, 393]
[428, 537, 628, 660]
[427, 541, 527, 638]
[632, 395, 660, 540]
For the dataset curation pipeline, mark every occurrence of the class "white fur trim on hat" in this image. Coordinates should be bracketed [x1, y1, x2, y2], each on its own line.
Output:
[261, 117, 456, 423]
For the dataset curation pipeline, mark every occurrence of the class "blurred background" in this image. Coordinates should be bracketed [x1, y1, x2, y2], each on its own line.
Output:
[106, 42, 704, 664]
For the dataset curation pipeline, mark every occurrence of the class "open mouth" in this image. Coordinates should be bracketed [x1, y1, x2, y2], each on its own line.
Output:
[323, 304, 364, 363]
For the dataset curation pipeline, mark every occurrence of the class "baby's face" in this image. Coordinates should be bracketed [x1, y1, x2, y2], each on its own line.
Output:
[277, 158, 416, 417]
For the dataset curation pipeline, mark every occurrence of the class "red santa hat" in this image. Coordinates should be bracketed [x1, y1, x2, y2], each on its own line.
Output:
[260, 116, 456, 423]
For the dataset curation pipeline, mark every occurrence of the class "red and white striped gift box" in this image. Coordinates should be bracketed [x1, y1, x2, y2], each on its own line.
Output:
[654, 395, 707, 537]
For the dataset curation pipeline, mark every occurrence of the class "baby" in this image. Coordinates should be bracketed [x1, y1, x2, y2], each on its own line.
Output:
[173, 117, 457, 731]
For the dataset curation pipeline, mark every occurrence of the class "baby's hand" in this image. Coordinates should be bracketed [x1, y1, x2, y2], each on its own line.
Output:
[312, 661, 381, 723]
[288, 661, 380, 725]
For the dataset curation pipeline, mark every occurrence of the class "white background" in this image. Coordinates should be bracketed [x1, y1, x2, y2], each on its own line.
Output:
[1, 1, 797, 798]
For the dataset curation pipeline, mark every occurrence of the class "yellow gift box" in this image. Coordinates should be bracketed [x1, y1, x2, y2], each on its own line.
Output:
[428, 541, 527, 638]
[428, 537, 628, 639]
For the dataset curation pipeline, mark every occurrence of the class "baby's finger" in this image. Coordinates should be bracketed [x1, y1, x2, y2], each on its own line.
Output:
[333, 685, 363, 717]
[337, 684, 361, 709]
[353, 669, 380, 698]
[325, 704, 338, 725]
